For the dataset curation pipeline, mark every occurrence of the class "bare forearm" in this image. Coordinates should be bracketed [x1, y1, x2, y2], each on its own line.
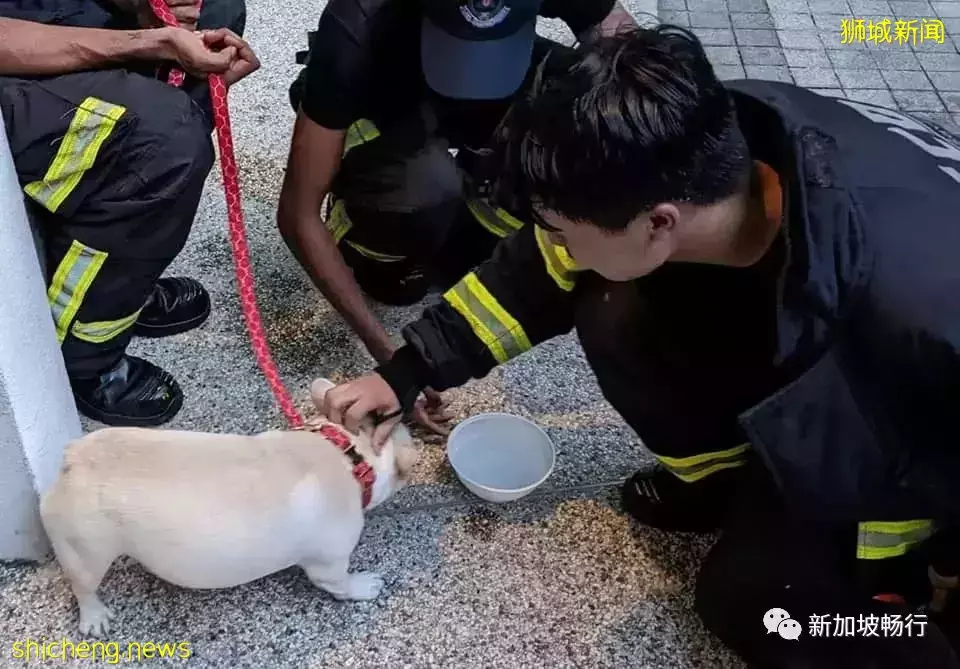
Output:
[0, 18, 172, 76]
[278, 211, 397, 362]
[279, 113, 398, 362]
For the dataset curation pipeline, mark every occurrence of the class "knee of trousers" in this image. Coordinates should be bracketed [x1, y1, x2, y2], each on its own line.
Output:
[84, 75, 216, 257]
[198, 0, 247, 35]
[11, 71, 213, 258]
[337, 137, 462, 214]
[125, 77, 215, 209]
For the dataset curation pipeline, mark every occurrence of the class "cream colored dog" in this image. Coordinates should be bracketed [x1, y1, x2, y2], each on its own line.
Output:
[39, 378, 418, 637]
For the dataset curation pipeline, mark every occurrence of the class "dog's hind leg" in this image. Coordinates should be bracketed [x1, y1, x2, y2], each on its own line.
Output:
[51, 534, 117, 637]
[301, 557, 384, 601]
[41, 505, 118, 639]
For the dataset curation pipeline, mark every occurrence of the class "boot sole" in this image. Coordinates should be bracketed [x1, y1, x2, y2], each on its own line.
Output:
[132, 301, 211, 339]
[74, 390, 184, 428]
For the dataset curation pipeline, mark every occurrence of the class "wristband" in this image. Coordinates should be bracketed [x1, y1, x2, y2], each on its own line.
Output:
[374, 345, 428, 413]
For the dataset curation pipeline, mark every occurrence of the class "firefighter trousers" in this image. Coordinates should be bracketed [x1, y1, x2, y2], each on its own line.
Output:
[0, 0, 244, 379]
[693, 464, 959, 667]
[0, 70, 214, 378]
[291, 37, 567, 306]
[321, 109, 515, 306]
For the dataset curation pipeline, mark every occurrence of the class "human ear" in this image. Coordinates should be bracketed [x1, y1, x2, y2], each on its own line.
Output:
[648, 203, 680, 234]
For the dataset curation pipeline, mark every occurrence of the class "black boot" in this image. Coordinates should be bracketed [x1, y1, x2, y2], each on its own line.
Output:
[621, 465, 743, 533]
[133, 277, 211, 338]
[72, 356, 183, 427]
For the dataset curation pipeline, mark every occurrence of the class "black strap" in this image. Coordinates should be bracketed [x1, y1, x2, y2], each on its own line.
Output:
[343, 446, 365, 467]
[373, 408, 403, 426]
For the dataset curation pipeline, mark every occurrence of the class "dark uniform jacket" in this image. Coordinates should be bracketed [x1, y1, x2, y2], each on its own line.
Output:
[380, 79, 960, 528]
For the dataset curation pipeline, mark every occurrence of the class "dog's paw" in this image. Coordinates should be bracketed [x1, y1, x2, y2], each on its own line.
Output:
[78, 600, 114, 637]
[341, 572, 384, 601]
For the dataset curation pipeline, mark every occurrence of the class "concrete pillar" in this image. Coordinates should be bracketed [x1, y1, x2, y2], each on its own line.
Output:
[0, 114, 82, 560]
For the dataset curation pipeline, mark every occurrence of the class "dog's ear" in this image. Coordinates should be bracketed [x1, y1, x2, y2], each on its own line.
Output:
[394, 443, 420, 480]
[310, 378, 337, 414]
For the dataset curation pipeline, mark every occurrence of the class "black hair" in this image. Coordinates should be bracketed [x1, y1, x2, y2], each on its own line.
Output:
[494, 24, 751, 231]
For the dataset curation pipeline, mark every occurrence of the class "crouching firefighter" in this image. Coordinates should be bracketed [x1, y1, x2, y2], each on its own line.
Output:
[0, 0, 258, 425]
[321, 26, 960, 668]
[278, 0, 636, 433]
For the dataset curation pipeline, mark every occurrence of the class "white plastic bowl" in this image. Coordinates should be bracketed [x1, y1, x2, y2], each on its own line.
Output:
[446, 413, 556, 503]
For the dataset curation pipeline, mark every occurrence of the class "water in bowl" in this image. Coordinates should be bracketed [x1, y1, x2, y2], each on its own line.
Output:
[448, 414, 554, 491]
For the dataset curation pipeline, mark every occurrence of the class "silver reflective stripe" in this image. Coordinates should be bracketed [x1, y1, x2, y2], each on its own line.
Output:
[25, 97, 126, 213]
[467, 199, 524, 239]
[856, 520, 936, 560]
[47, 240, 108, 344]
[442, 272, 532, 364]
[534, 226, 577, 292]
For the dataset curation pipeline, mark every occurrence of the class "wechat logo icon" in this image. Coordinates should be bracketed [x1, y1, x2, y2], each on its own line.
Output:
[764, 608, 802, 640]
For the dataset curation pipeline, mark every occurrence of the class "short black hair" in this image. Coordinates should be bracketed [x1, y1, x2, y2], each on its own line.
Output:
[494, 24, 751, 231]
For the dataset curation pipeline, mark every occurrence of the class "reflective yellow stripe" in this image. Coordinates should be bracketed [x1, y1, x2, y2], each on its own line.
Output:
[343, 119, 380, 154]
[443, 272, 532, 364]
[71, 308, 142, 344]
[325, 199, 353, 243]
[535, 226, 577, 292]
[856, 520, 936, 560]
[654, 443, 750, 483]
[344, 241, 406, 263]
[555, 240, 577, 271]
[467, 199, 525, 239]
[47, 240, 108, 344]
[24, 97, 126, 213]
[326, 194, 404, 262]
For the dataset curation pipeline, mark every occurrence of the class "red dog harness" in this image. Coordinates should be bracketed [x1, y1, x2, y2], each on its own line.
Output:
[295, 422, 375, 508]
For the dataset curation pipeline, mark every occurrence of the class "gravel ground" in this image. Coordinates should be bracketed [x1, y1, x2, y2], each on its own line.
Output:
[2, 493, 741, 669]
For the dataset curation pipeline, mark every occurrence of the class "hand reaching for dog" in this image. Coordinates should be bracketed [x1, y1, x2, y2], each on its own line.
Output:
[323, 375, 452, 448]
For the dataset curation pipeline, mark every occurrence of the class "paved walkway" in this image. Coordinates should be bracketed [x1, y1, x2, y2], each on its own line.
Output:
[661, 0, 960, 133]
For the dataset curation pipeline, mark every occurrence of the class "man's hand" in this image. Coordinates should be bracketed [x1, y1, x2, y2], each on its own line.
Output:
[323, 373, 404, 448]
[200, 28, 259, 86]
[163, 27, 259, 86]
[413, 387, 452, 439]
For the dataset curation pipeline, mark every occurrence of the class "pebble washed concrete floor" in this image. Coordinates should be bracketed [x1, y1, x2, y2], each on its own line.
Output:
[8, 0, 956, 666]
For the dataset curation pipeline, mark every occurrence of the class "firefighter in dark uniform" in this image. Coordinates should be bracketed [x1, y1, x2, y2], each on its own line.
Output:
[0, 0, 258, 426]
[323, 26, 960, 668]
[278, 0, 636, 432]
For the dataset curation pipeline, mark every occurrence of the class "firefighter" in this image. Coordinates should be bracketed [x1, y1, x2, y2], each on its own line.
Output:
[278, 0, 636, 433]
[0, 0, 259, 426]
[322, 25, 960, 667]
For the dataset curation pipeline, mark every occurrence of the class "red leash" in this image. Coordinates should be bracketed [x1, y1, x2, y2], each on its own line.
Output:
[147, 0, 304, 427]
